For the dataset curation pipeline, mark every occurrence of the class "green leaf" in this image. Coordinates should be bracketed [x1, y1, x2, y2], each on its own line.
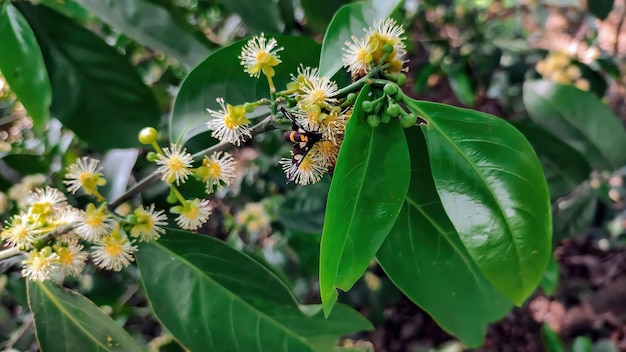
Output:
[541, 324, 564, 352]
[540, 255, 559, 295]
[136, 229, 372, 352]
[571, 337, 592, 352]
[170, 36, 320, 145]
[19, 4, 161, 151]
[515, 119, 591, 199]
[73, 0, 212, 68]
[277, 178, 329, 234]
[38, 0, 90, 21]
[404, 98, 552, 305]
[377, 128, 511, 348]
[552, 184, 597, 244]
[318, 0, 402, 78]
[441, 58, 475, 107]
[300, 0, 348, 34]
[0, 3, 51, 131]
[27, 280, 142, 352]
[523, 80, 626, 171]
[100, 149, 139, 200]
[320, 85, 410, 316]
[222, 0, 284, 33]
[588, 0, 613, 20]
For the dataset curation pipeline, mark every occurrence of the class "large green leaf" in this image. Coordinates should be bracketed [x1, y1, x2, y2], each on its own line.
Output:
[27, 280, 142, 351]
[136, 229, 372, 352]
[404, 98, 552, 305]
[320, 85, 410, 316]
[170, 36, 320, 144]
[552, 183, 597, 244]
[515, 119, 591, 199]
[523, 80, 626, 171]
[74, 0, 212, 68]
[377, 128, 511, 348]
[222, 0, 284, 33]
[0, 3, 51, 131]
[318, 0, 402, 78]
[19, 4, 161, 151]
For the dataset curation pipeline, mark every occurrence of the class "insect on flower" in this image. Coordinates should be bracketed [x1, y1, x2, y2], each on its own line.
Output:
[280, 107, 323, 182]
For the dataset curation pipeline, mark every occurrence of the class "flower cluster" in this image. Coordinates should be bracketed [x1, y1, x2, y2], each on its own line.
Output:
[536, 51, 590, 91]
[1, 157, 168, 281]
[140, 128, 236, 231]
[343, 18, 407, 79]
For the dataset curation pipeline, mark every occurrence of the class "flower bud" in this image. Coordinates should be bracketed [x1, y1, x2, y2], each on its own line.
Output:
[138, 127, 158, 145]
[386, 104, 401, 117]
[401, 113, 418, 128]
[367, 115, 381, 128]
[361, 100, 375, 113]
[383, 82, 398, 96]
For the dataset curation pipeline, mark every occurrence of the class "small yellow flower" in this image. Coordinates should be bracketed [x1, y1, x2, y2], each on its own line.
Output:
[155, 143, 194, 186]
[366, 18, 406, 62]
[235, 203, 271, 234]
[64, 157, 107, 200]
[343, 35, 373, 78]
[1, 213, 35, 248]
[75, 203, 115, 241]
[239, 33, 283, 79]
[298, 76, 339, 110]
[170, 198, 211, 231]
[28, 187, 66, 221]
[22, 247, 60, 282]
[319, 108, 347, 143]
[130, 204, 167, 242]
[310, 140, 339, 169]
[206, 98, 251, 146]
[196, 151, 237, 193]
[55, 239, 88, 277]
[279, 153, 326, 186]
[91, 227, 137, 271]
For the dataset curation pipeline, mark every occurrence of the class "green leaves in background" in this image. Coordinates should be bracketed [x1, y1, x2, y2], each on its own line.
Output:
[0, 3, 51, 131]
[278, 178, 329, 234]
[523, 80, 626, 172]
[170, 36, 320, 145]
[19, 4, 161, 151]
[320, 85, 410, 316]
[300, 0, 348, 34]
[404, 99, 552, 305]
[515, 119, 591, 199]
[136, 229, 372, 352]
[100, 149, 139, 200]
[377, 128, 511, 348]
[588, 0, 614, 20]
[552, 184, 598, 244]
[222, 0, 284, 33]
[318, 0, 402, 78]
[27, 280, 142, 352]
[74, 0, 213, 68]
[441, 57, 476, 107]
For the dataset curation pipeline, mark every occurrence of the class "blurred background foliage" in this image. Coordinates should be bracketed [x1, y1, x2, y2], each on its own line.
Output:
[1, 0, 626, 350]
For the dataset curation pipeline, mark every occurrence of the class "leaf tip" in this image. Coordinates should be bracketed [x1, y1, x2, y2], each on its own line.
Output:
[321, 285, 338, 318]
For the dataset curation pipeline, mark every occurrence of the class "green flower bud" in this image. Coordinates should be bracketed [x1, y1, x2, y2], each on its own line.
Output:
[401, 113, 418, 128]
[383, 82, 398, 96]
[346, 93, 357, 105]
[386, 103, 401, 117]
[126, 214, 137, 225]
[361, 100, 375, 113]
[243, 103, 255, 113]
[382, 44, 394, 54]
[146, 151, 158, 162]
[138, 127, 158, 145]
[367, 115, 381, 128]
[396, 73, 407, 86]
[381, 112, 391, 124]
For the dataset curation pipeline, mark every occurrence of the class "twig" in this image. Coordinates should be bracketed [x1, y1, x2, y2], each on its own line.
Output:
[1, 315, 33, 351]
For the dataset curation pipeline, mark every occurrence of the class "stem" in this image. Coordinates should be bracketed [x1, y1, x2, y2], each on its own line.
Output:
[335, 66, 383, 97]
[0, 247, 21, 261]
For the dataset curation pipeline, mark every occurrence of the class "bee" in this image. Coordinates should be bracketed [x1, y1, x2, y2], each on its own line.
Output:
[281, 107, 322, 181]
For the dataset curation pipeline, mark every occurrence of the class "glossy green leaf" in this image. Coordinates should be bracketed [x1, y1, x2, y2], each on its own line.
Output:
[222, 0, 284, 33]
[37, 0, 90, 21]
[170, 36, 320, 144]
[540, 255, 559, 295]
[0, 3, 51, 131]
[318, 0, 402, 78]
[515, 119, 591, 199]
[20, 4, 161, 151]
[377, 128, 511, 348]
[301, 0, 348, 34]
[74, 0, 212, 68]
[523, 80, 626, 171]
[552, 184, 597, 244]
[277, 178, 329, 234]
[588, 0, 613, 20]
[541, 324, 564, 352]
[136, 229, 372, 352]
[27, 280, 142, 352]
[320, 85, 410, 316]
[100, 149, 139, 200]
[404, 98, 552, 305]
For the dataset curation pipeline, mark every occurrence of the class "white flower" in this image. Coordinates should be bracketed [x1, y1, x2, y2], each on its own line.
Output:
[206, 98, 252, 146]
[298, 76, 339, 110]
[56, 239, 88, 277]
[75, 203, 115, 241]
[366, 18, 406, 52]
[1, 213, 35, 248]
[198, 151, 237, 193]
[343, 35, 373, 77]
[91, 228, 137, 271]
[22, 248, 60, 281]
[171, 198, 211, 231]
[155, 143, 194, 186]
[63, 157, 107, 198]
[279, 153, 326, 186]
[239, 33, 283, 78]
[130, 204, 167, 242]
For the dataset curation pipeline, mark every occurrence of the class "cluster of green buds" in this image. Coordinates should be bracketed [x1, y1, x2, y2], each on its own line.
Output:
[361, 81, 418, 129]
[0, 157, 167, 281]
